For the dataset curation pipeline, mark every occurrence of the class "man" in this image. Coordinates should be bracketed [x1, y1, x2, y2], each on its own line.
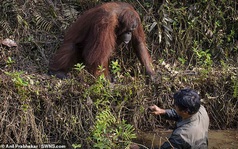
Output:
[149, 89, 209, 149]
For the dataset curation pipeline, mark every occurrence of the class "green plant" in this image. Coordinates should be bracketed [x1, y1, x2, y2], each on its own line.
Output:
[74, 63, 85, 72]
[4, 71, 31, 112]
[111, 60, 122, 82]
[5, 71, 29, 87]
[178, 57, 186, 65]
[111, 60, 121, 75]
[6, 57, 15, 65]
[192, 41, 213, 68]
[72, 143, 82, 149]
[81, 72, 112, 109]
[98, 65, 105, 74]
[92, 109, 136, 149]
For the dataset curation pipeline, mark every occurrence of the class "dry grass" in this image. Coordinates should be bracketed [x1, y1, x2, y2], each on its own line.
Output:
[0, 0, 237, 148]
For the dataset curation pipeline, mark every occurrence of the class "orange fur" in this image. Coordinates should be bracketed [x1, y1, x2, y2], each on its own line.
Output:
[49, 2, 155, 80]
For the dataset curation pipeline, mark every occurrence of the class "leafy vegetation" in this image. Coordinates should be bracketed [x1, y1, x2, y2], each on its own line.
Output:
[0, 0, 237, 148]
[92, 109, 136, 149]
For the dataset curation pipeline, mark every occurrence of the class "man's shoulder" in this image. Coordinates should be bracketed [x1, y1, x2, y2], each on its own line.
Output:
[199, 105, 208, 114]
[198, 105, 210, 123]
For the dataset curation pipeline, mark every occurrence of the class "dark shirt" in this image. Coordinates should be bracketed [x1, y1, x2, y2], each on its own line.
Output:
[160, 105, 209, 149]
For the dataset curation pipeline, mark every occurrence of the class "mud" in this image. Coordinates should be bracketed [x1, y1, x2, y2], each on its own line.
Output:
[134, 129, 238, 149]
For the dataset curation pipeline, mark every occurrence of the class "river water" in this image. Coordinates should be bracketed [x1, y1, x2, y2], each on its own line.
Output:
[135, 129, 238, 149]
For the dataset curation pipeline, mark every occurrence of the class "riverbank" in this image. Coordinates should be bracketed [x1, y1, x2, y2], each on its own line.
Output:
[134, 129, 238, 149]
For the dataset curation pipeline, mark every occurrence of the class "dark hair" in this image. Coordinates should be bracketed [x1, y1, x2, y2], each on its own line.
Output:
[174, 89, 201, 115]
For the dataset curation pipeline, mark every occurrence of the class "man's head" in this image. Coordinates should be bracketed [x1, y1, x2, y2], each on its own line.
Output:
[174, 89, 201, 115]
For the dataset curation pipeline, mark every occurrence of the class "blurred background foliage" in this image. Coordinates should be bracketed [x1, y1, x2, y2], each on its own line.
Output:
[0, 0, 237, 148]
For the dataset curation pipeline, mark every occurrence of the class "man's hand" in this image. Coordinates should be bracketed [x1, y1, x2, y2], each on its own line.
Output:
[149, 105, 166, 115]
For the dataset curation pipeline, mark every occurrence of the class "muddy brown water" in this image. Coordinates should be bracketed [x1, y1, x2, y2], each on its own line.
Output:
[134, 129, 238, 149]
